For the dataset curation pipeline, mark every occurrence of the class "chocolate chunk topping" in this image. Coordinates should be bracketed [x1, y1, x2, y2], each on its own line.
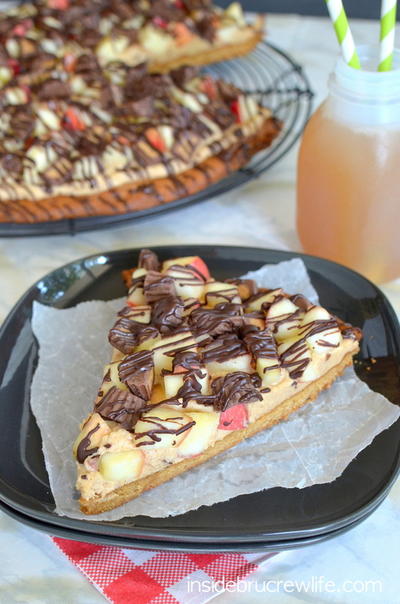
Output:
[212, 105, 236, 129]
[290, 294, 313, 312]
[242, 326, 278, 359]
[2, 154, 22, 175]
[211, 372, 262, 411]
[37, 78, 70, 100]
[189, 304, 243, 337]
[152, 295, 184, 334]
[202, 334, 247, 363]
[109, 317, 158, 354]
[170, 65, 199, 88]
[144, 271, 176, 303]
[96, 386, 146, 431]
[149, 0, 185, 21]
[196, 15, 216, 42]
[118, 350, 154, 400]
[138, 248, 160, 272]
[172, 350, 202, 373]
[76, 423, 100, 464]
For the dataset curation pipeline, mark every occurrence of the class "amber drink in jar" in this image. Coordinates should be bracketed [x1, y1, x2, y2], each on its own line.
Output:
[297, 46, 400, 283]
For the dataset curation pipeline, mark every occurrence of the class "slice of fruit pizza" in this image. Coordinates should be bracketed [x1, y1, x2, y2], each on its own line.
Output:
[1, 0, 263, 74]
[74, 249, 362, 514]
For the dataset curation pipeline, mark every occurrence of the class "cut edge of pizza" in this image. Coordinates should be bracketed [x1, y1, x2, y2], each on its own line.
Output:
[73, 249, 362, 515]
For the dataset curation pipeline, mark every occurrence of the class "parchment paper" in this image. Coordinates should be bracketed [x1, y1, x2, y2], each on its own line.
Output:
[30, 259, 400, 520]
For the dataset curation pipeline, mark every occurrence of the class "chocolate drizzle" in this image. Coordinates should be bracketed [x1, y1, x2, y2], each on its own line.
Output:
[135, 414, 195, 447]
[77, 423, 100, 464]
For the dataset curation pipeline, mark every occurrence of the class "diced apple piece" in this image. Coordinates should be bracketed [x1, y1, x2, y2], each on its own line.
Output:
[134, 405, 193, 448]
[136, 334, 161, 352]
[171, 87, 202, 112]
[246, 288, 283, 312]
[37, 106, 60, 130]
[165, 266, 205, 300]
[164, 368, 208, 399]
[26, 144, 56, 172]
[302, 305, 331, 324]
[139, 25, 173, 54]
[277, 337, 315, 382]
[256, 357, 285, 388]
[300, 361, 321, 382]
[5, 86, 29, 105]
[73, 413, 110, 459]
[205, 353, 252, 377]
[265, 297, 302, 342]
[162, 256, 210, 281]
[302, 305, 342, 353]
[99, 449, 144, 482]
[103, 144, 129, 170]
[224, 2, 245, 24]
[98, 361, 128, 399]
[163, 372, 185, 399]
[218, 404, 248, 430]
[123, 305, 151, 324]
[159, 125, 174, 149]
[127, 268, 147, 306]
[204, 281, 241, 307]
[266, 297, 298, 320]
[0, 66, 12, 87]
[152, 332, 197, 380]
[96, 35, 129, 65]
[178, 410, 219, 456]
[182, 298, 201, 316]
[307, 326, 342, 353]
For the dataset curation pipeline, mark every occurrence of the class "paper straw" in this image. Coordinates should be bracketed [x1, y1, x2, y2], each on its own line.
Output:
[379, 0, 397, 71]
[324, 0, 361, 69]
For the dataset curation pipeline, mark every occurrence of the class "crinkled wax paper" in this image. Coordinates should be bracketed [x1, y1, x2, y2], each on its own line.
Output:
[30, 259, 400, 520]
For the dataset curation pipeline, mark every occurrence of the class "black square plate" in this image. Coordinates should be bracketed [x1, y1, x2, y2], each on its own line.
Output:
[0, 246, 399, 550]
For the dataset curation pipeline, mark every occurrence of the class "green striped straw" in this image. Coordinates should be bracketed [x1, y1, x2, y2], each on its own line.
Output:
[379, 0, 397, 71]
[324, 0, 361, 69]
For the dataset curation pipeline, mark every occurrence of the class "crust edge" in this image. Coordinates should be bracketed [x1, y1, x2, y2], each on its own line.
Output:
[148, 28, 264, 73]
[0, 115, 280, 224]
[80, 349, 357, 515]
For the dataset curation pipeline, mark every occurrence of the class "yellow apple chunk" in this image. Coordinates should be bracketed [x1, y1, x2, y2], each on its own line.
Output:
[99, 449, 144, 482]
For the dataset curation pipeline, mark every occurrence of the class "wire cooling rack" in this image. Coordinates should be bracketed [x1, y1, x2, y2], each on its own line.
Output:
[0, 42, 313, 236]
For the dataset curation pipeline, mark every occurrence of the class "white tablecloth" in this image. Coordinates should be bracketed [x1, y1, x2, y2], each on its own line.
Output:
[1, 14, 399, 604]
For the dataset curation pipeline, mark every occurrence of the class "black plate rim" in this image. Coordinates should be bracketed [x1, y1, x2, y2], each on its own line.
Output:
[0, 245, 399, 545]
[0, 497, 380, 553]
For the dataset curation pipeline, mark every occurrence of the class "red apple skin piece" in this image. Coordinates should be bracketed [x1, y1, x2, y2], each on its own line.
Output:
[162, 256, 210, 281]
[218, 404, 248, 431]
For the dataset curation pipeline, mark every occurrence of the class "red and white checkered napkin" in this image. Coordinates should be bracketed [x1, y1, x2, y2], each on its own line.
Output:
[52, 537, 276, 604]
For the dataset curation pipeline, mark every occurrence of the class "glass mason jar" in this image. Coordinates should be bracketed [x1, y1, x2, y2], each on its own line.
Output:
[297, 46, 400, 283]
